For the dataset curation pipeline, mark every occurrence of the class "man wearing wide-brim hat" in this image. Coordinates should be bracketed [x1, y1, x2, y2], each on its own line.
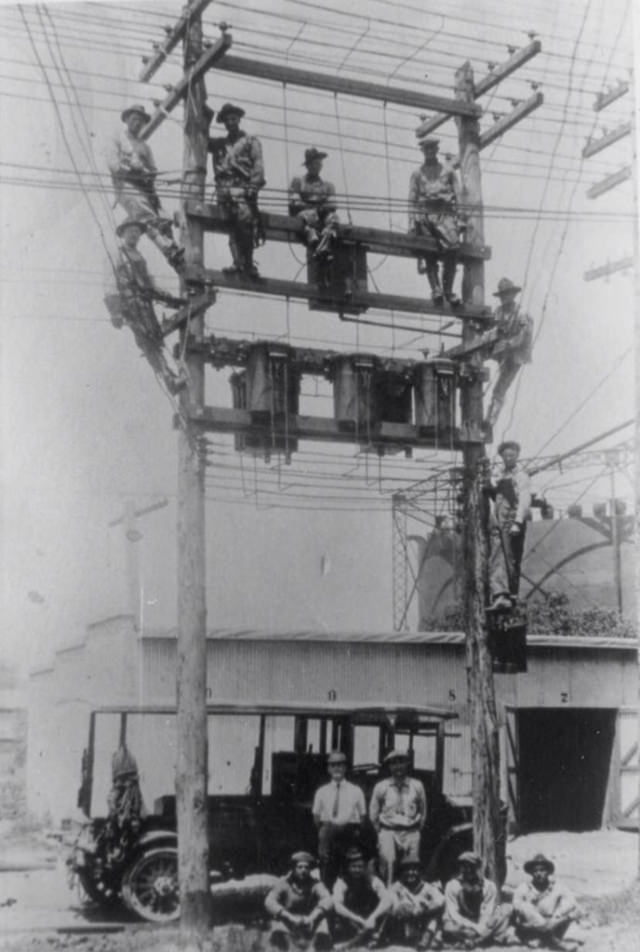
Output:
[207, 102, 265, 278]
[107, 104, 184, 272]
[103, 217, 187, 395]
[442, 851, 514, 948]
[288, 148, 340, 264]
[265, 850, 333, 951]
[369, 749, 427, 885]
[483, 276, 534, 429]
[311, 750, 367, 888]
[487, 437, 532, 609]
[388, 857, 445, 948]
[512, 854, 580, 950]
[408, 135, 465, 307]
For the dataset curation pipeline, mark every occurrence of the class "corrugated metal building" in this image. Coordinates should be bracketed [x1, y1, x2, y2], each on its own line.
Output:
[28, 619, 638, 834]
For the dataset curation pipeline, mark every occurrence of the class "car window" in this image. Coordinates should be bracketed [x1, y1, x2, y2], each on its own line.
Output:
[208, 714, 261, 794]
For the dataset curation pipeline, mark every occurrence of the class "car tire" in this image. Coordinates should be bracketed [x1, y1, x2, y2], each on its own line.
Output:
[121, 846, 180, 923]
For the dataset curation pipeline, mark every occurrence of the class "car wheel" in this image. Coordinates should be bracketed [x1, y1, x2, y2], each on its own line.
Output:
[121, 846, 180, 923]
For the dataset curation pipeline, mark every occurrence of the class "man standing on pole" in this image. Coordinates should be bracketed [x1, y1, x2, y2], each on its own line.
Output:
[485, 278, 534, 428]
[488, 440, 532, 609]
[108, 104, 185, 271]
[208, 102, 266, 278]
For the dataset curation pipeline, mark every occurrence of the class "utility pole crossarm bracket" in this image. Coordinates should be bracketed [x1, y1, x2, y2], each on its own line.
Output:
[210, 54, 481, 116]
[584, 256, 633, 281]
[141, 32, 232, 140]
[582, 122, 631, 158]
[139, 0, 211, 82]
[593, 81, 629, 112]
[587, 166, 631, 199]
[477, 91, 544, 151]
[416, 40, 542, 139]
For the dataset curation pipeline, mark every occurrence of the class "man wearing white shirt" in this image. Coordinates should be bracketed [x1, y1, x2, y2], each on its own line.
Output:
[312, 750, 366, 888]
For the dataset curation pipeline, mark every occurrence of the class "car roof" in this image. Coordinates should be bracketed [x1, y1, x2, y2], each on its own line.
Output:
[91, 700, 457, 721]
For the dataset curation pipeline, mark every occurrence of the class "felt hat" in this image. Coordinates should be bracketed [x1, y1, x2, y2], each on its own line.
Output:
[121, 103, 151, 124]
[493, 277, 522, 297]
[116, 217, 145, 237]
[217, 102, 245, 124]
[383, 748, 410, 765]
[524, 853, 555, 875]
[327, 750, 347, 765]
[497, 440, 521, 456]
[290, 851, 316, 866]
[457, 851, 483, 870]
[304, 147, 328, 165]
[418, 136, 440, 149]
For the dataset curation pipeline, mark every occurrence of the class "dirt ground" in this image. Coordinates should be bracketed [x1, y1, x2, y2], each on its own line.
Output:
[0, 828, 638, 952]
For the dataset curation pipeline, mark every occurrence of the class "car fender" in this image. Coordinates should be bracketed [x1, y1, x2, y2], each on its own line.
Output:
[425, 822, 473, 882]
[135, 828, 178, 850]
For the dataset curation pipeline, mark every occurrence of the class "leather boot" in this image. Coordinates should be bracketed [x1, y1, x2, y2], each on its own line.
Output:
[442, 254, 460, 305]
[425, 261, 443, 304]
[223, 234, 245, 274]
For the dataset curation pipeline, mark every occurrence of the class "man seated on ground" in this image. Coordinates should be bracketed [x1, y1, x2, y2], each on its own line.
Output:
[512, 854, 580, 950]
[265, 851, 333, 951]
[332, 846, 393, 948]
[388, 858, 445, 949]
[442, 852, 514, 949]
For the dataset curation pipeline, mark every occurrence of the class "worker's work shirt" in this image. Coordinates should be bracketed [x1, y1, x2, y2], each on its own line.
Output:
[107, 130, 157, 188]
[208, 131, 265, 192]
[408, 161, 460, 229]
[491, 463, 531, 527]
[333, 874, 389, 919]
[288, 174, 337, 215]
[513, 879, 577, 923]
[492, 304, 533, 365]
[265, 874, 331, 919]
[369, 777, 427, 831]
[444, 876, 498, 928]
[391, 879, 444, 917]
[312, 780, 366, 826]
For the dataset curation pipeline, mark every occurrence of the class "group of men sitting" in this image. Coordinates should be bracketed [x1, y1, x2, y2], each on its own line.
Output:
[262, 750, 579, 952]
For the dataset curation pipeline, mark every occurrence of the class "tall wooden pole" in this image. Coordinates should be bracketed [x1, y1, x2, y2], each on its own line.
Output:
[176, 8, 209, 934]
[455, 61, 504, 883]
[630, 1, 640, 879]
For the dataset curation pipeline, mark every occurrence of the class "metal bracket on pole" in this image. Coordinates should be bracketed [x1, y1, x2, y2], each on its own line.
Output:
[593, 81, 629, 112]
[582, 122, 631, 158]
[587, 166, 631, 199]
[140, 32, 232, 140]
[139, 0, 211, 82]
[416, 40, 542, 139]
[583, 256, 633, 281]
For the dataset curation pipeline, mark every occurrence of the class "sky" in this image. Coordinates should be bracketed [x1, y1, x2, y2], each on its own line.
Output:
[0, 0, 635, 670]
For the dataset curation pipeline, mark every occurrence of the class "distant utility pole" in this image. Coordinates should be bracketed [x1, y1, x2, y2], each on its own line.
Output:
[108, 498, 169, 630]
[584, 70, 631, 283]
[455, 62, 503, 885]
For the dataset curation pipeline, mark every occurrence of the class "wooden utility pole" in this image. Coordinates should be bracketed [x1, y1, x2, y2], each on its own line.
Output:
[455, 61, 504, 883]
[176, 7, 209, 934]
[631, 0, 640, 878]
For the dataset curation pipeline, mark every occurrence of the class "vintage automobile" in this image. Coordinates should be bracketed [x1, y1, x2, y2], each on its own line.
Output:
[69, 700, 473, 923]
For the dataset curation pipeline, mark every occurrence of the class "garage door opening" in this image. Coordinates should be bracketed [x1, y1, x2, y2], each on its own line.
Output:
[517, 708, 617, 832]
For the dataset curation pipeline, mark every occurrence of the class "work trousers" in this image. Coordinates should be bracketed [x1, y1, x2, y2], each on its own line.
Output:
[114, 186, 177, 262]
[442, 904, 513, 947]
[317, 822, 362, 888]
[490, 520, 526, 599]
[377, 828, 421, 885]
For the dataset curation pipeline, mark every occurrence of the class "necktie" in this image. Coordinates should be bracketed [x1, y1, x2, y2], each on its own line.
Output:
[332, 782, 341, 819]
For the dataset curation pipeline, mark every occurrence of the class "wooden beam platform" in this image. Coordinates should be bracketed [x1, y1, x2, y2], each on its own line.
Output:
[190, 406, 486, 448]
[199, 268, 493, 321]
[186, 201, 491, 261]
[211, 54, 482, 117]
